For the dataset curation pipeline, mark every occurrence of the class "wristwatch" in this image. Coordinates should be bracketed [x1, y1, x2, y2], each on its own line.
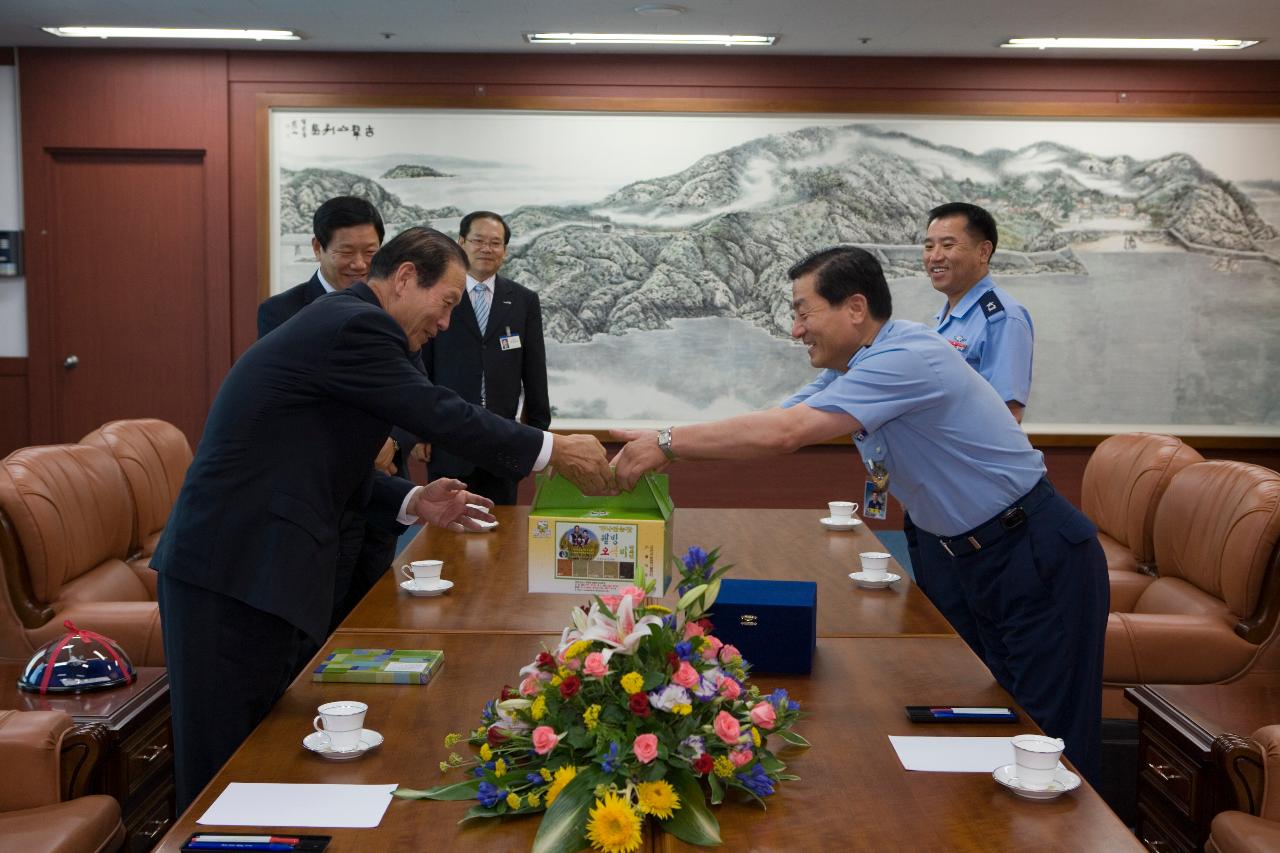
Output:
[657, 427, 677, 461]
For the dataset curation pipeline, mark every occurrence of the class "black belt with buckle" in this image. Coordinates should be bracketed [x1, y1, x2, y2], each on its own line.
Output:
[937, 478, 1054, 558]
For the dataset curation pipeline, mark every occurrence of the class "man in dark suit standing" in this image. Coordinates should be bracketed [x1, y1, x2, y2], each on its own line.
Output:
[153, 227, 613, 810]
[258, 196, 418, 628]
[424, 211, 550, 504]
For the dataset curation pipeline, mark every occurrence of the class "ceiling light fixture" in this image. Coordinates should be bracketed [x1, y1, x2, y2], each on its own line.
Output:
[1000, 37, 1258, 51]
[525, 32, 775, 47]
[42, 26, 300, 41]
[633, 4, 687, 15]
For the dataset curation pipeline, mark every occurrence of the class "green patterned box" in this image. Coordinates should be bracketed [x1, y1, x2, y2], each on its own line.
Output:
[312, 648, 444, 684]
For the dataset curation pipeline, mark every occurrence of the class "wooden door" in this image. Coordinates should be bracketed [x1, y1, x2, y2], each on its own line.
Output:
[43, 151, 211, 443]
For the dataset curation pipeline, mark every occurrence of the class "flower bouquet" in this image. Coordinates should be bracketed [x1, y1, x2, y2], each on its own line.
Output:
[396, 545, 809, 853]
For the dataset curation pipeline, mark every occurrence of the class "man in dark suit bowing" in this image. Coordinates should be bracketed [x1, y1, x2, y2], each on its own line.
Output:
[257, 196, 419, 628]
[424, 211, 551, 504]
[153, 226, 613, 810]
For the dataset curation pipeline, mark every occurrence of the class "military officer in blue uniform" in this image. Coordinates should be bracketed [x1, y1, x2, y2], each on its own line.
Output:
[610, 246, 1107, 784]
[908, 203, 1037, 660]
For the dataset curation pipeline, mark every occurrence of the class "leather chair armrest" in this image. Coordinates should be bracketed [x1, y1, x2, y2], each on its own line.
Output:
[0, 710, 73, 812]
[1104, 613, 1259, 684]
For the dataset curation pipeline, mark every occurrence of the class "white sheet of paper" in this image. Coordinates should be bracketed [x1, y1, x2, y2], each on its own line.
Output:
[888, 736, 1014, 772]
[197, 783, 398, 827]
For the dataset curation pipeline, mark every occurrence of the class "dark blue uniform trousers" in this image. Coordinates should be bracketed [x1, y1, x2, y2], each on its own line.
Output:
[914, 480, 1109, 785]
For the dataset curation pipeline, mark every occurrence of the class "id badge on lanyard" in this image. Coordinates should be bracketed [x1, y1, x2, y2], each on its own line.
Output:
[856, 429, 890, 521]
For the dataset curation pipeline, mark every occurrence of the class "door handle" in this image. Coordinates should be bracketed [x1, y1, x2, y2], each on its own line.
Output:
[63, 354, 79, 369]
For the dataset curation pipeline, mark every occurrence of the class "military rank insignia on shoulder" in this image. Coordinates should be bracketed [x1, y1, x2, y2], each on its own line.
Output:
[979, 290, 1005, 319]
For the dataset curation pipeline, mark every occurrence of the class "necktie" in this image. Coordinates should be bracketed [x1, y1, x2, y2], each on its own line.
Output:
[472, 283, 490, 405]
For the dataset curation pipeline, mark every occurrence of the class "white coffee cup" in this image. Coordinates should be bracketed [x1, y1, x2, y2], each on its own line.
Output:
[859, 551, 892, 578]
[1011, 734, 1065, 790]
[401, 559, 443, 583]
[313, 700, 368, 753]
[828, 500, 859, 520]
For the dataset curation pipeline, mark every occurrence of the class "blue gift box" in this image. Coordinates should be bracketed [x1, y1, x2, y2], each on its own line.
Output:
[710, 579, 817, 675]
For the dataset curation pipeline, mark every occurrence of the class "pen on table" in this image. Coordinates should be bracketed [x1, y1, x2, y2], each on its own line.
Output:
[186, 843, 296, 851]
[192, 838, 299, 845]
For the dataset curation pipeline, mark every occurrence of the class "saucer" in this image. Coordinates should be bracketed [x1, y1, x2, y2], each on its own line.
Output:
[849, 571, 900, 589]
[820, 516, 863, 530]
[303, 728, 384, 761]
[401, 578, 454, 597]
[992, 763, 1081, 801]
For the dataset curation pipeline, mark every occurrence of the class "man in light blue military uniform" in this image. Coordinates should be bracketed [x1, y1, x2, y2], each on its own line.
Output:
[610, 247, 1108, 783]
[906, 203, 1036, 662]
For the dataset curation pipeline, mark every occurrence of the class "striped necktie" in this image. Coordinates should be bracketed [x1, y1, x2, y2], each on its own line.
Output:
[472, 282, 491, 405]
[472, 282, 491, 335]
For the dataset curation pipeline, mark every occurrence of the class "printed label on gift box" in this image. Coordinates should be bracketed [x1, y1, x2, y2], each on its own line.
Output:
[554, 521, 638, 581]
[533, 520, 551, 538]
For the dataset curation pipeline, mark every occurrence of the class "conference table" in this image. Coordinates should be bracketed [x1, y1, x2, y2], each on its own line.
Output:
[155, 508, 1140, 852]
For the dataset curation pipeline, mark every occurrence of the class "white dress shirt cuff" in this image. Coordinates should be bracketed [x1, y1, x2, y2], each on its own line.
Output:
[397, 432, 553, 525]
[534, 431, 554, 472]
[398, 486, 423, 525]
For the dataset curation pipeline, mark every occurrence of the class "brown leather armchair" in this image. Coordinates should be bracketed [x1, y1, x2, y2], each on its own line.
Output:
[1081, 433, 1203, 610]
[1208, 724, 1280, 853]
[81, 418, 192, 587]
[1103, 461, 1280, 719]
[0, 445, 164, 666]
[0, 709, 124, 853]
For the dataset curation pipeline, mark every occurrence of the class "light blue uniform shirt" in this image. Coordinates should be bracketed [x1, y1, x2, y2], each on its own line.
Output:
[781, 319, 1044, 536]
[934, 275, 1034, 406]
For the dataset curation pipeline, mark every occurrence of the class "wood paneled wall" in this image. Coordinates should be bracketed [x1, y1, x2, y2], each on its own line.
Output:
[11, 47, 1280, 501]
[0, 358, 27, 455]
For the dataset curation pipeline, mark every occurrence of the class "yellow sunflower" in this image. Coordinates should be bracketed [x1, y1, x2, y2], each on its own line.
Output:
[545, 765, 578, 806]
[585, 791, 643, 853]
[636, 780, 681, 819]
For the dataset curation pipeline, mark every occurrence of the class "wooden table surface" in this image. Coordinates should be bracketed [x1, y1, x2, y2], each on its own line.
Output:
[157, 632, 1138, 853]
[342, 507, 954, 638]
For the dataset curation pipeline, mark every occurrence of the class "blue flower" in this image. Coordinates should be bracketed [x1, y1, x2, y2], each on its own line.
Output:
[526, 772, 544, 784]
[674, 641, 694, 660]
[683, 546, 708, 571]
[599, 741, 620, 774]
[661, 614, 677, 630]
[769, 688, 789, 708]
[472, 766, 486, 778]
[788, 700, 800, 711]
[476, 781, 503, 807]
[736, 764, 775, 798]
[480, 700, 497, 724]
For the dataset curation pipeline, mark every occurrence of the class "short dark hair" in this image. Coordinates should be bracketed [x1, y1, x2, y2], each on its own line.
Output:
[313, 196, 386, 249]
[927, 202, 998, 253]
[368, 226, 468, 286]
[459, 211, 511, 244]
[787, 247, 892, 321]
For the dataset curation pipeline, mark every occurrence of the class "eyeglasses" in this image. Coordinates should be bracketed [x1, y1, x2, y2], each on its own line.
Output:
[464, 237, 506, 251]
[792, 305, 831, 325]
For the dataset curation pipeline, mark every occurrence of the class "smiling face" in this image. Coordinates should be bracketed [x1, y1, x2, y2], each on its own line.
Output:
[458, 216, 508, 281]
[790, 272, 864, 371]
[923, 214, 992, 304]
[313, 223, 382, 289]
[390, 259, 468, 350]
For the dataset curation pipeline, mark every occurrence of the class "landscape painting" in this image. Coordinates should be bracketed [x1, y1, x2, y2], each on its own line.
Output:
[269, 109, 1280, 432]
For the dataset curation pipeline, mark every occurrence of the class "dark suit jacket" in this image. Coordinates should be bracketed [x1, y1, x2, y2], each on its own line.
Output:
[153, 283, 543, 642]
[423, 274, 550, 479]
[259, 273, 422, 522]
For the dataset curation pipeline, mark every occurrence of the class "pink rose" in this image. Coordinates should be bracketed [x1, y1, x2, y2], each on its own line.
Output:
[700, 635, 723, 661]
[620, 585, 648, 605]
[730, 747, 753, 767]
[583, 652, 609, 678]
[718, 676, 741, 700]
[683, 621, 705, 639]
[672, 661, 699, 688]
[633, 733, 659, 764]
[600, 595, 623, 610]
[749, 701, 777, 730]
[719, 644, 741, 664]
[532, 726, 561, 755]
[714, 710, 741, 745]
[519, 675, 541, 696]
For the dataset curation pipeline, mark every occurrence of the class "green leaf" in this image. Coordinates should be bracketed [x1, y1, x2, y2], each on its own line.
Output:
[777, 730, 811, 748]
[757, 752, 784, 773]
[662, 770, 722, 846]
[702, 578, 722, 610]
[459, 803, 502, 824]
[395, 778, 481, 801]
[776, 773, 801, 781]
[707, 772, 725, 805]
[532, 766, 604, 853]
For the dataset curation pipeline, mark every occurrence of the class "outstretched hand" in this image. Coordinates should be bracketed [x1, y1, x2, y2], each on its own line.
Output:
[548, 434, 617, 495]
[609, 428, 669, 492]
[410, 478, 495, 532]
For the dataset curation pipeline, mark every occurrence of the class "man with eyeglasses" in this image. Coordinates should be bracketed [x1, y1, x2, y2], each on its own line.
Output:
[609, 246, 1107, 786]
[424, 211, 550, 504]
